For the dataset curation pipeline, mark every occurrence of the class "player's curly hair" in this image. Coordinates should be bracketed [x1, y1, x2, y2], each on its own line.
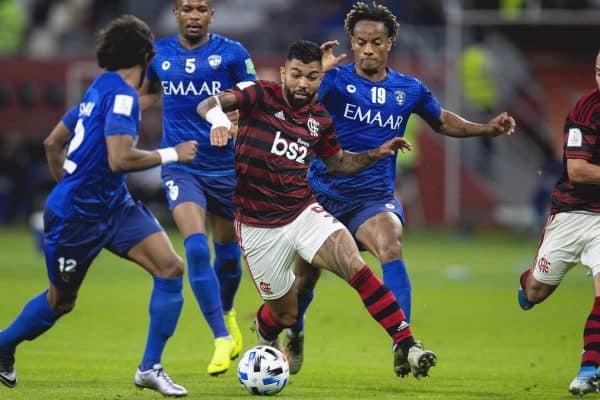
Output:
[96, 15, 156, 71]
[286, 40, 323, 64]
[344, 1, 399, 40]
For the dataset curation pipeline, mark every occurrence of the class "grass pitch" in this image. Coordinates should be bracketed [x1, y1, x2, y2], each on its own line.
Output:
[0, 226, 591, 399]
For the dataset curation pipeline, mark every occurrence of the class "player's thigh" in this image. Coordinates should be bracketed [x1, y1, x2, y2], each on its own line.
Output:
[355, 211, 404, 260]
[162, 168, 208, 237]
[580, 215, 600, 292]
[43, 209, 104, 305]
[107, 200, 183, 278]
[532, 212, 583, 285]
[173, 202, 207, 238]
[209, 213, 237, 243]
[237, 221, 296, 300]
[293, 204, 362, 281]
[293, 256, 321, 293]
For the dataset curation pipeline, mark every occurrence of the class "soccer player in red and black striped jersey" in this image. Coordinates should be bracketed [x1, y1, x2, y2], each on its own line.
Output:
[519, 50, 600, 395]
[197, 40, 437, 379]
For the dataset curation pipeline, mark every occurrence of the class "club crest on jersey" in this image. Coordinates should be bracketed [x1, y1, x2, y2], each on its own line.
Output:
[161, 61, 171, 70]
[394, 91, 406, 105]
[346, 84, 357, 93]
[307, 118, 319, 136]
[208, 55, 222, 69]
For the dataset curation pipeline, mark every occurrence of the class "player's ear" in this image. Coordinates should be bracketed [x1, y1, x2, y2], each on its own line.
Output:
[280, 66, 286, 85]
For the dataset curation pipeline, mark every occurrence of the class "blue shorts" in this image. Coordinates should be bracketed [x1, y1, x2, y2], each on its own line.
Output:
[161, 168, 235, 221]
[314, 193, 406, 235]
[43, 199, 163, 291]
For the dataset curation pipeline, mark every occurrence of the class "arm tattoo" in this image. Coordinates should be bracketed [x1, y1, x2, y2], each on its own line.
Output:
[323, 150, 377, 176]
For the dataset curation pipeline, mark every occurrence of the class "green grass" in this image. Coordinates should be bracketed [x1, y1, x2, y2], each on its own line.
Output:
[0, 226, 592, 399]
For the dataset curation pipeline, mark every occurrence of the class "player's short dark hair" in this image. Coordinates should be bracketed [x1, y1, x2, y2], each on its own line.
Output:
[175, 0, 213, 8]
[344, 1, 400, 40]
[286, 40, 322, 64]
[96, 15, 155, 71]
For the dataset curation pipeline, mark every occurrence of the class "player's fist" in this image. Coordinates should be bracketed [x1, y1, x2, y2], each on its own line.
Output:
[210, 127, 231, 147]
[175, 140, 198, 163]
[488, 112, 516, 136]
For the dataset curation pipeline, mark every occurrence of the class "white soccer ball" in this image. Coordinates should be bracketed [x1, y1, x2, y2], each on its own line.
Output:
[237, 345, 290, 395]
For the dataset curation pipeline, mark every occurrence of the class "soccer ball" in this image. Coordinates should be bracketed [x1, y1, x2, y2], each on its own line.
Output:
[237, 345, 290, 395]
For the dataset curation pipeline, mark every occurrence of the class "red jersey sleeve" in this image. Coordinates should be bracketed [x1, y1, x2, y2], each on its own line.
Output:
[564, 91, 600, 161]
[314, 124, 341, 159]
[227, 80, 264, 119]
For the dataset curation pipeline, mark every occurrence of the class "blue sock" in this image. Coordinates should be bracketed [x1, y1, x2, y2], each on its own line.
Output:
[140, 276, 183, 371]
[382, 259, 412, 322]
[185, 233, 228, 338]
[213, 241, 242, 313]
[290, 289, 314, 333]
[0, 291, 61, 354]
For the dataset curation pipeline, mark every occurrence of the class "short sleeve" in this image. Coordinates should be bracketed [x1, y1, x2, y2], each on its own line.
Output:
[413, 79, 442, 125]
[230, 43, 258, 82]
[564, 121, 595, 161]
[318, 68, 337, 103]
[228, 80, 263, 119]
[61, 106, 79, 134]
[104, 92, 140, 137]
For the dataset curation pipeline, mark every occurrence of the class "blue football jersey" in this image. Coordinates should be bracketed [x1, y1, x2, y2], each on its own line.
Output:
[309, 64, 442, 201]
[147, 34, 257, 175]
[45, 71, 138, 220]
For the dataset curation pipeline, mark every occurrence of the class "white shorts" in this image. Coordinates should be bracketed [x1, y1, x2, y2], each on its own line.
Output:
[235, 203, 345, 300]
[532, 212, 600, 285]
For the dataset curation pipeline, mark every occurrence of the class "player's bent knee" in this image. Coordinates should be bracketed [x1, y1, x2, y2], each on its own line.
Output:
[157, 255, 185, 278]
[49, 296, 77, 315]
[377, 242, 402, 263]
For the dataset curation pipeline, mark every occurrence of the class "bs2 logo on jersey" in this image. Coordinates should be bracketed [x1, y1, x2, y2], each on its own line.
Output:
[270, 131, 308, 164]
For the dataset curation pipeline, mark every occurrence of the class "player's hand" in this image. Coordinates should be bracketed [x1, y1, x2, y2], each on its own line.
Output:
[320, 40, 347, 73]
[488, 112, 516, 136]
[372, 137, 411, 159]
[175, 140, 198, 163]
[210, 126, 231, 147]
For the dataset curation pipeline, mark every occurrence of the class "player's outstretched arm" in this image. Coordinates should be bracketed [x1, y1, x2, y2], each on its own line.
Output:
[432, 109, 516, 138]
[106, 134, 197, 172]
[44, 120, 72, 182]
[197, 92, 239, 147]
[323, 137, 411, 176]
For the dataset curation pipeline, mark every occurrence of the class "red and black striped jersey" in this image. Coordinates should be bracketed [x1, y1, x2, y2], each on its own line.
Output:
[551, 88, 600, 213]
[229, 80, 341, 227]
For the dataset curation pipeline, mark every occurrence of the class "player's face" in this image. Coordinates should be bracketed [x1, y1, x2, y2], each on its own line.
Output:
[280, 59, 322, 109]
[174, 0, 213, 45]
[595, 53, 600, 90]
[351, 20, 393, 75]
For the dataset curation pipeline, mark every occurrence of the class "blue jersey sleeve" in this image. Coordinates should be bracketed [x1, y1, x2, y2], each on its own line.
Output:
[230, 43, 258, 82]
[413, 80, 442, 124]
[146, 63, 158, 83]
[61, 106, 79, 133]
[104, 92, 140, 138]
[318, 67, 337, 103]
